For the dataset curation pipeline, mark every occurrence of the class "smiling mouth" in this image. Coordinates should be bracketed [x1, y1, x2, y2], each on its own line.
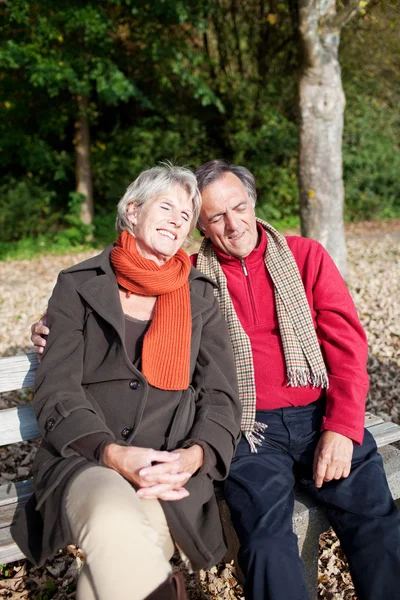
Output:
[228, 231, 245, 241]
[158, 229, 176, 240]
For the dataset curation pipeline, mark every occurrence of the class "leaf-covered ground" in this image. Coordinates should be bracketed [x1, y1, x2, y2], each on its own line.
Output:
[1, 220, 399, 599]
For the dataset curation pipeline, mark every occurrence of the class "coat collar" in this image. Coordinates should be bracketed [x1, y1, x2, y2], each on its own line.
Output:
[66, 245, 215, 337]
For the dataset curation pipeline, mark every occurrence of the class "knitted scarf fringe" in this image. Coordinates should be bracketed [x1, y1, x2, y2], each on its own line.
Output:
[244, 421, 269, 453]
[287, 369, 330, 389]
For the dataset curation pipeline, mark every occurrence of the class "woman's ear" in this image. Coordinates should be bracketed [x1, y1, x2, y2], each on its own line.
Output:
[126, 203, 138, 226]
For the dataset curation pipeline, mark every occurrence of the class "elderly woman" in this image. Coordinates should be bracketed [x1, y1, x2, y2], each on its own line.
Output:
[13, 165, 241, 600]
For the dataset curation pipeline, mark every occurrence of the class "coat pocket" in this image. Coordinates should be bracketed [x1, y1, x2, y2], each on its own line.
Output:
[166, 386, 196, 450]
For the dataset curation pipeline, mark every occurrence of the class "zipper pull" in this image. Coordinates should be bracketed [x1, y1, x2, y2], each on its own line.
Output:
[241, 260, 248, 276]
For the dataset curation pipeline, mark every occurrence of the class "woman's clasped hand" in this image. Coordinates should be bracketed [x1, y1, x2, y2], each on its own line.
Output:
[103, 443, 204, 500]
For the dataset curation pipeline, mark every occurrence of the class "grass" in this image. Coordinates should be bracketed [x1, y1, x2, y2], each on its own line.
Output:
[0, 236, 101, 262]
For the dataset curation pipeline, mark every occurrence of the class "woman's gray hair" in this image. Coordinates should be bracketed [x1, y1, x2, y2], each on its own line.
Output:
[195, 159, 257, 231]
[116, 163, 202, 243]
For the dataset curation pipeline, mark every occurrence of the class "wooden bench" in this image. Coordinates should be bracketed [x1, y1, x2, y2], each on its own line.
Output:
[1, 353, 400, 599]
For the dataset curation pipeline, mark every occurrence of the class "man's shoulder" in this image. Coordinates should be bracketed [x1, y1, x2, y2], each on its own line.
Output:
[285, 235, 323, 253]
[282, 236, 331, 281]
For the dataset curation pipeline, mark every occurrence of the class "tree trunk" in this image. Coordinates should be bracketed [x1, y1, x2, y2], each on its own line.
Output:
[75, 95, 94, 228]
[298, 0, 352, 278]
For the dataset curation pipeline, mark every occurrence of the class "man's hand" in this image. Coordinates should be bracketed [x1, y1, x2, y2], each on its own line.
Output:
[103, 444, 191, 501]
[31, 311, 49, 357]
[313, 431, 353, 488]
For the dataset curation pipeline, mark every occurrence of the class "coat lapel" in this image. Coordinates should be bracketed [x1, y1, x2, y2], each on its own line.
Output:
[77, 273, 125, 341]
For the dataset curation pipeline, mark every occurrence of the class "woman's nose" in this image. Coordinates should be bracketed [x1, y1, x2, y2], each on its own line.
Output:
[170, 210, 182, 227]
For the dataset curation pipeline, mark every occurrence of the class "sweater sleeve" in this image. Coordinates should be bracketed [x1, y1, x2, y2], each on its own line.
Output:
[190, 253, 198, 267]
[309, 242, 369, 444]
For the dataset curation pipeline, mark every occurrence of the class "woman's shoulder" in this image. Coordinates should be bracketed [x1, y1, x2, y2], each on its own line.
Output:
[62, 244, 114, 277]
[189, 266, 216, 289]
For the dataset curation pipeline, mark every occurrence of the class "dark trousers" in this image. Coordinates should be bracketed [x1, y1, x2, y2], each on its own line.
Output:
[223, 401, 400, 600]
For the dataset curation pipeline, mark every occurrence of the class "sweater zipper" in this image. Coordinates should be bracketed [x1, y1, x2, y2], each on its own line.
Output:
[241, 259, 258, 324]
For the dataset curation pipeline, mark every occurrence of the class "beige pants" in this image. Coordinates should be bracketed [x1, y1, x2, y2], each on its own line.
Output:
[64, 465, 175, 600]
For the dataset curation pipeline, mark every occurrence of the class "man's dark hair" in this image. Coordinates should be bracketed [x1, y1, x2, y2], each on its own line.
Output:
[195, 159, 257, 208]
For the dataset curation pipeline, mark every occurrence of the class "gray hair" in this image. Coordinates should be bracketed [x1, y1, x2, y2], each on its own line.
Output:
[195, 159, 257, 230]
[116, 162, 202, 243]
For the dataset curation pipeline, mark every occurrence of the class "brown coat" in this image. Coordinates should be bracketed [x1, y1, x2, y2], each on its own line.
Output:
[13, 245, 241, 570]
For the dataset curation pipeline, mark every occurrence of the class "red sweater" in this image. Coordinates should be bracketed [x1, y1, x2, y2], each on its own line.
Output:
[191, 228, 369, 444]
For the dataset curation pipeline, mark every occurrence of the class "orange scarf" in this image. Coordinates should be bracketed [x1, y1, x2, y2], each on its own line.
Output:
[110, 230, 192, 390]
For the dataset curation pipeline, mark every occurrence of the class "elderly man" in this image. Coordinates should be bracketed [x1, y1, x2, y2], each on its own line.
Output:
[32, 160, 400, 600]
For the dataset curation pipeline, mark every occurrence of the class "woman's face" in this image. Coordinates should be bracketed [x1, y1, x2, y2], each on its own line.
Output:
[127, 185, 193, 266]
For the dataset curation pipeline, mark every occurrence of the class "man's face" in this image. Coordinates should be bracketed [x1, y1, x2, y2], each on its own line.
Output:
[200, 172, 259, 260]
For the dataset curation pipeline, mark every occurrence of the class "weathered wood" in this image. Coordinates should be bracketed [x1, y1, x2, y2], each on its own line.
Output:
[0, 480, 34, 528]
[0, 406, 40, 445]
[0, 353, 39, 393]
[368, 421, 400, 447]
[0, 531, 25, 563]
[364, 411, 384, 427]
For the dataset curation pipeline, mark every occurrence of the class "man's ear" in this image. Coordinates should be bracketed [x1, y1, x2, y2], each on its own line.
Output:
[126, 203, 138, 226]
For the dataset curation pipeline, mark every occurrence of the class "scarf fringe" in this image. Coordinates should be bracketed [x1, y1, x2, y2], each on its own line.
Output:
[286, 368, 329, 389]
[244, 421, 269, 453]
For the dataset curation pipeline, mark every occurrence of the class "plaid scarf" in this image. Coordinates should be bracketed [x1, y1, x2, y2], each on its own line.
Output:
[196, 218, 329, 451]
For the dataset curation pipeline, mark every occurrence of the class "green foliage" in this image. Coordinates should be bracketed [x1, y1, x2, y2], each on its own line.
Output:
[0, 0, 399, 261]
[0, 178, 59, 242]
[229, 104, 299, 223]
[341, 1, 400, 221]
[343, 89, 400, 221]
[56, 192, 93, 246]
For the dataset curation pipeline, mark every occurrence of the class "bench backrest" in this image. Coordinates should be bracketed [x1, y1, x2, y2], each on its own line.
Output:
[0, 354, 40, 445]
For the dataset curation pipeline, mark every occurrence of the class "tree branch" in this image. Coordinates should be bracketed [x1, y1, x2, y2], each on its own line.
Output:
[298, 0, 321, 68]
[327, 0, 363, 30]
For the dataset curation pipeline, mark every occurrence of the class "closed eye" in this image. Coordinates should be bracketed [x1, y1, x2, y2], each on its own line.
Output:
[209, 214, 223, 224]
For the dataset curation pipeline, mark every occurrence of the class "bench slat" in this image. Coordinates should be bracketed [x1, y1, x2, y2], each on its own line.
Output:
[0, 531, 25, 563]
[364, 412, 384, 427]
[0, 353, 39, 393]
[0, 480, 34, 528]
[367, 421, 400, 447]
[0, 406, 40, 445]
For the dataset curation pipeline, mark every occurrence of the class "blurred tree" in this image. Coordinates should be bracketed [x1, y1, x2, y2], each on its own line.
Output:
[298, 0, 371, 277]
[0, 0, 138, 229]
[0, 0, 399, 256]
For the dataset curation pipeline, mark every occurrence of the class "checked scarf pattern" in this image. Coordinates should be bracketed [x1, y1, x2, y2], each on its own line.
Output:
[196, 218, 329, 451]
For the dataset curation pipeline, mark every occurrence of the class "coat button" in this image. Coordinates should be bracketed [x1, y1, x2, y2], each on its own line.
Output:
[45, 418, 56, 431]
[121, 428, 132, 439]
[129, 380, 141, 390]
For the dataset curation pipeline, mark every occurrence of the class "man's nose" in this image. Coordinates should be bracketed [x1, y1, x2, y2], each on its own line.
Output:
[225, 212, 239, 231]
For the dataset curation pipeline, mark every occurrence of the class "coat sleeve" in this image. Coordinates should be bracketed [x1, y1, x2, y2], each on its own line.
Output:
[34, 271, 116, 457]
[308, 242, 369, 445]
[185, 281, 242, 481]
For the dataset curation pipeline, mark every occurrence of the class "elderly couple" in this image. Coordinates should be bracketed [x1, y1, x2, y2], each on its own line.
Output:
[14, 160, 400, 600]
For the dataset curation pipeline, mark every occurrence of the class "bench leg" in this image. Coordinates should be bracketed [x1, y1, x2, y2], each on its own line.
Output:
[298, 530, 319, 600]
